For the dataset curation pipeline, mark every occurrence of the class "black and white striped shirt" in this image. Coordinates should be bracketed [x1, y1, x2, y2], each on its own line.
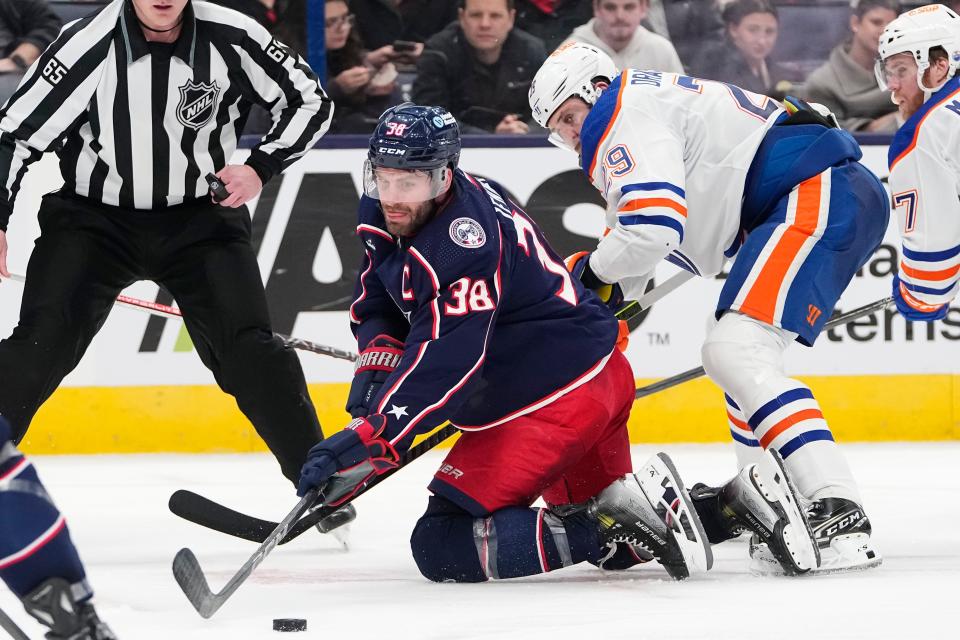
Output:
[0, 0, 332, 229]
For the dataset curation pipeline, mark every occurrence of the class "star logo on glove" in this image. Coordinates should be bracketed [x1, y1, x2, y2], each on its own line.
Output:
[387, 405, 409, 420]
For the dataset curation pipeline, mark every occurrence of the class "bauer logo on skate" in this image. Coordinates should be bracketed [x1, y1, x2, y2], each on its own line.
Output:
[1, 144, 958, 453]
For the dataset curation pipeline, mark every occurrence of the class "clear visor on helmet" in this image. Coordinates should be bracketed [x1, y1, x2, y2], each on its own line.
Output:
[362, 161, 450, 203]
[874, 55, 919, 91]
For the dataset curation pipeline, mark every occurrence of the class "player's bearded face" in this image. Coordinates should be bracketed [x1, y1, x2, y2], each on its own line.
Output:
[132, 0, 189, 31]
[377, 168, 447, 237]
[882, 54, 925, 119]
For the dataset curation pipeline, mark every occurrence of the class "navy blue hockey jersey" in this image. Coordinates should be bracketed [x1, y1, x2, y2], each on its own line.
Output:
[350, 170, 619, 452]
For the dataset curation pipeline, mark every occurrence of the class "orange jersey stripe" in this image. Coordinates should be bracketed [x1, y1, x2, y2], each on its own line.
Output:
[619, 197, 688, 217]
[759, 408, 824, 449]
[587, 71, 629, 178]
[741, 173, 823, 323]
[899, 261, 960, 281]
[899, 281, 945, 312]
[726, 410, 751, 433]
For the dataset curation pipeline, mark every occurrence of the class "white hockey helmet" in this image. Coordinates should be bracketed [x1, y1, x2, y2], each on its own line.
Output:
[875, 3, 960, 93]
[528, 42, 618, 134]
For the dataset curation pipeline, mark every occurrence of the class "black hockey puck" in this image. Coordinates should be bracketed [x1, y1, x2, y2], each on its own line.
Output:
[273, 618, 307, 632]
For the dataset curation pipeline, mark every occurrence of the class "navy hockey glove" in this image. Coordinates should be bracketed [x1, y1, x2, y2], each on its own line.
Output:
[565, 251, 625, 310]
[892, 274, 948, 322]
[297, 414, 400, 502]
[346, 334, 404, 418]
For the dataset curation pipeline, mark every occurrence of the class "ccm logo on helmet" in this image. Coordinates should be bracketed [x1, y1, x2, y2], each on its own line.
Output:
[377, 147, 406, 155]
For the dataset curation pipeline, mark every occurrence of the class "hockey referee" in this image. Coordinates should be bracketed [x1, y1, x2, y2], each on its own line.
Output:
[0, 1, 331, 489]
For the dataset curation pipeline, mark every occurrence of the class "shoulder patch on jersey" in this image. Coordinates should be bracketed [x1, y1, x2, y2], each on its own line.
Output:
[449, 217, 486, 249]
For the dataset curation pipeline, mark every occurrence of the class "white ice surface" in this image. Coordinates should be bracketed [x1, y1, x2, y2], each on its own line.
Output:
[1, 443, 957, 640]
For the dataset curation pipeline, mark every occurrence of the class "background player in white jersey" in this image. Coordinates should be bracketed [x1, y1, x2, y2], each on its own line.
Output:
[529, 43, 889, 573]
[876, 4, 960, 321]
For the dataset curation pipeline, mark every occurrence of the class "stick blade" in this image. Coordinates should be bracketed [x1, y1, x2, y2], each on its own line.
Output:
[172, 548, 220, 619]
[169, 489, 275, 543]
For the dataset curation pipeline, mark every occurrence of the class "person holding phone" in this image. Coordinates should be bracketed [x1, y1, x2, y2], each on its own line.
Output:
[325, 0, 420, 132]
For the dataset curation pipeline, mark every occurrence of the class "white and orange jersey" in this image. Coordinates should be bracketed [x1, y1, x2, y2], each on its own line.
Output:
[887, 76, 960, 312]
[579, 69, 783, 296]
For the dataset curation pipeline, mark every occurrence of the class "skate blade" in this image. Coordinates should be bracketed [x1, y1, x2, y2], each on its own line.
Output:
[753, 451, 820, 573]
[329, 523, 351, 551]
[315, 504, 356, 551]
[636, 452, 713, 575]
[750, 534, 881, 576]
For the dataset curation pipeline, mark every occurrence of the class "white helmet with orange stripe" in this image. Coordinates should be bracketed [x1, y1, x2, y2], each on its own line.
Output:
[528, 42, 618, 142]
[875, 3, 960, 94]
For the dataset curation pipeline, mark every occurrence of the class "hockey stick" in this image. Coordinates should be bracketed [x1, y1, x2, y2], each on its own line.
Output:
[168, 272, 694, 544]
[171, 422, 461, 618]
[612, 270, 694, 327]
[634, 296, 895, 399]
[0, 605, 31, 640]
[172, 487, 320, 619]
[169, 422, 459, 545]
[3, 273, 358, 362]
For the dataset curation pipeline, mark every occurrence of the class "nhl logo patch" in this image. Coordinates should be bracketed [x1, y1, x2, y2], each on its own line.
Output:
[449, 217, 486, 249]
[176, 80, 220, 130]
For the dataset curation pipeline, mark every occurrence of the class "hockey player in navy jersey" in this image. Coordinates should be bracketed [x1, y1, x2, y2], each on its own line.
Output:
[529, 43, 888, 574]
[0, 417, 116, 639]
[876, 4, 960, 321]
[296, 103, 821, 582]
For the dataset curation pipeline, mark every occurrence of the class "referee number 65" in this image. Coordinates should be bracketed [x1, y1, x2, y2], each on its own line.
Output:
[42, 58, 68, 86]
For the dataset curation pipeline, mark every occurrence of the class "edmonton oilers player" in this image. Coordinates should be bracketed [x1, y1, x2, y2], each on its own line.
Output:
[0, 417, 116, 639]
[876, 4, 960, 321]
[529, 43, 888, 573]
[296, 104, 819, 581]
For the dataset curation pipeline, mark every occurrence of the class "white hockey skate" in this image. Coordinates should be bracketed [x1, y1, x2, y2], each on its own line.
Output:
[750, 495, 881, 576]
[720, 450, 819, 576]
[590, 452, 712, 580]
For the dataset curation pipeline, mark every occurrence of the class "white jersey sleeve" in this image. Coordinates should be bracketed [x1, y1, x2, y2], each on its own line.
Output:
[888, 103, 960, 312]
[586, 95, 687, 289]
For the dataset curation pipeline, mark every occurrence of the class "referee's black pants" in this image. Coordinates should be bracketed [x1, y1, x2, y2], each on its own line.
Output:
[0, 192, 323, 484]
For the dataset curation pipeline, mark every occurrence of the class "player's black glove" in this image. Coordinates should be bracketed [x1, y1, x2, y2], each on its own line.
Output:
[780, 96, 839, 129]
[565, 251, 625, 310]
[346, 334, 404, 417]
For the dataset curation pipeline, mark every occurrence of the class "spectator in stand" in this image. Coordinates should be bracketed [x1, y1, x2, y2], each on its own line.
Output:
[351, 0, 458, 50]
[560, 0, 683, 72]
[515, 0, 593, 52]
[413, 0, 547, 134]
[691, 0, 792, 96]
[324, 0, 402, 133]
[803, 0, 900, 133]
[642, 0, 724, 71]
[0, 0, 61, 104]
[209, 0, 278, 29]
